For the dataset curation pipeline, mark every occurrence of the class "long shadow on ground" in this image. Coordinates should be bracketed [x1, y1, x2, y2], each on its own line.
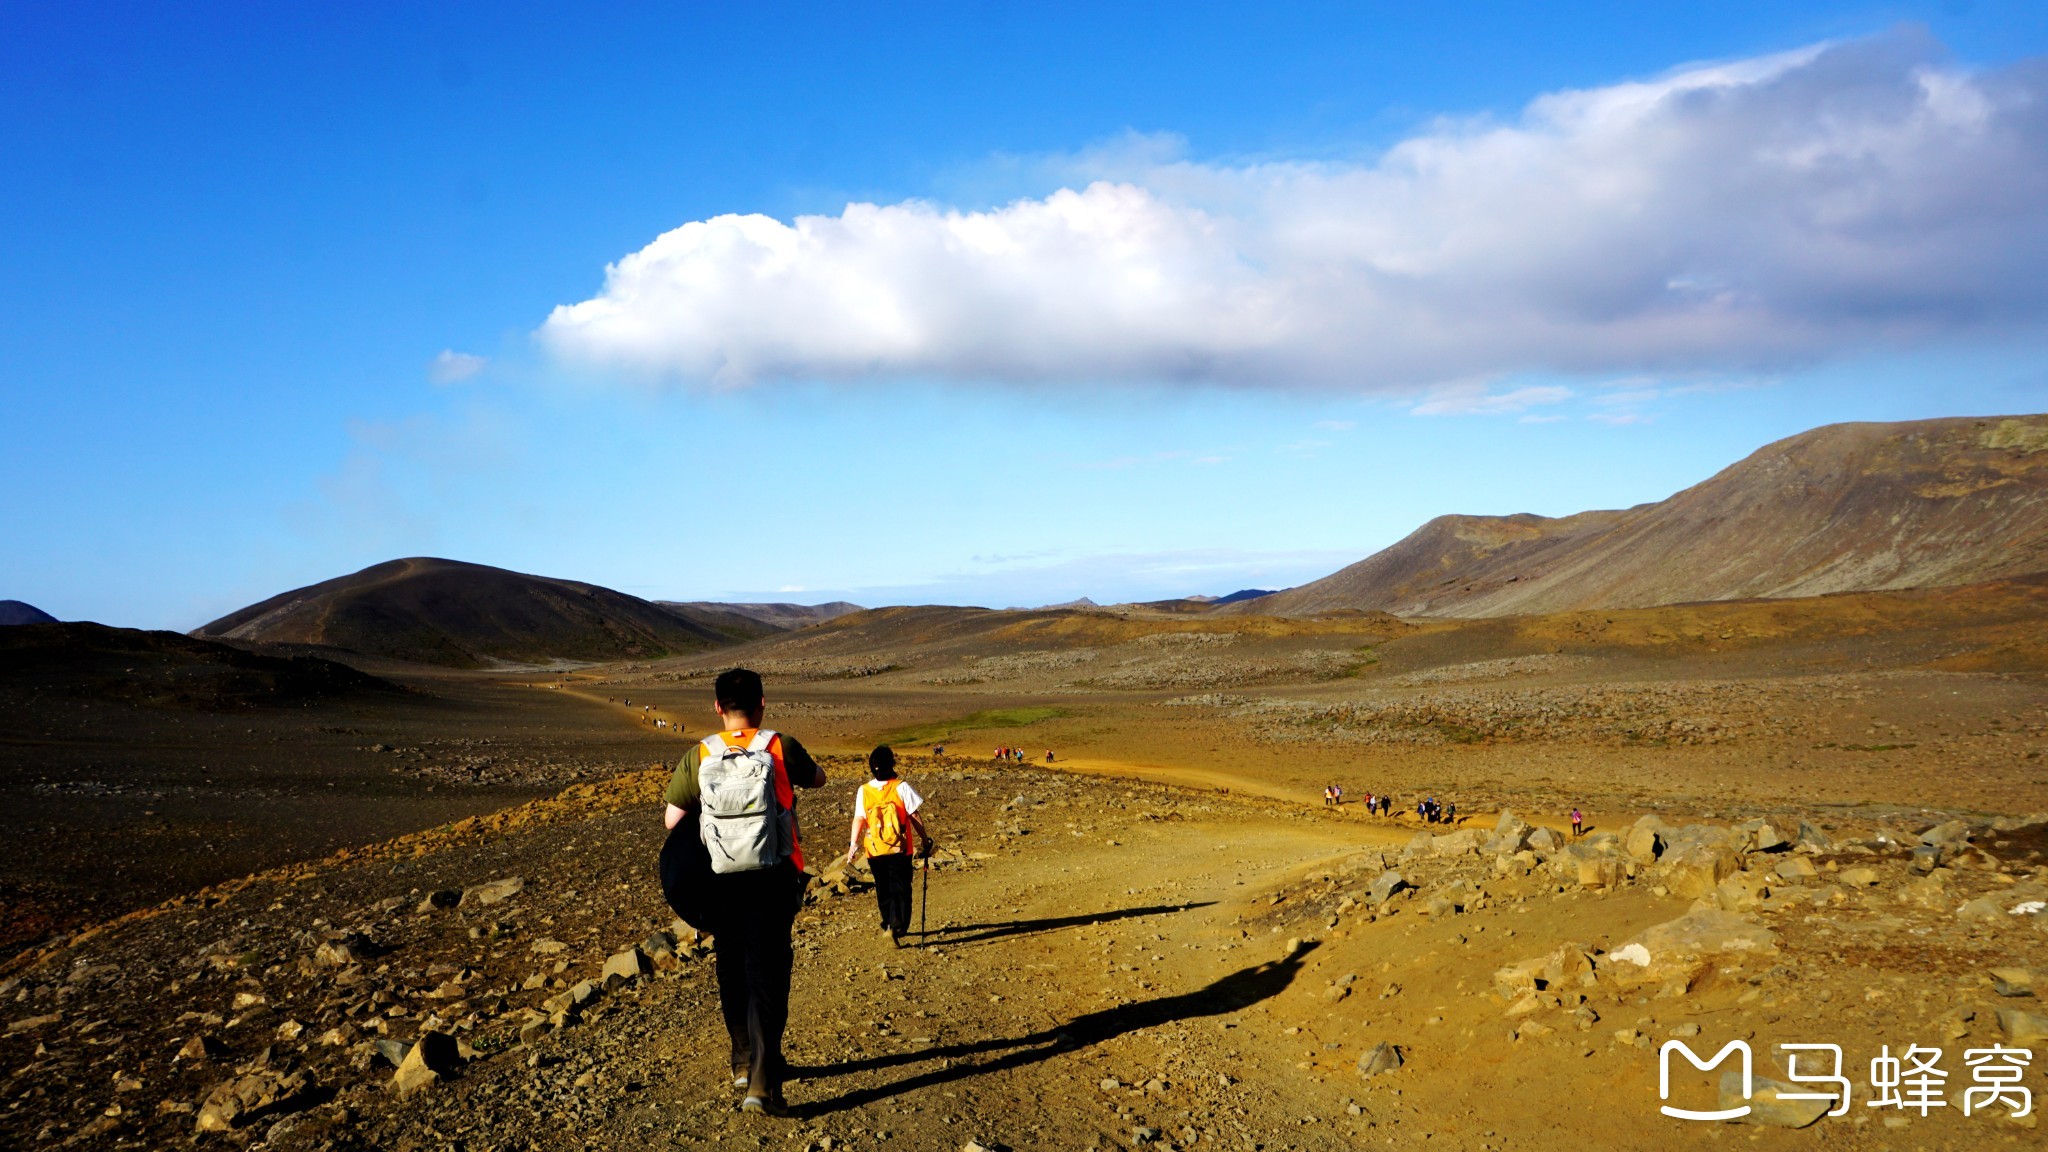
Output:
[917, 901, 1215, 948]
[787, 942, 1317, 1118]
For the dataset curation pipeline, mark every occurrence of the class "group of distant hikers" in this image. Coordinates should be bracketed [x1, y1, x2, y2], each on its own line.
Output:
[991, 745, 1051, 763]
[1317, 785, 1398, 818]
[658, 669, 934, 1116]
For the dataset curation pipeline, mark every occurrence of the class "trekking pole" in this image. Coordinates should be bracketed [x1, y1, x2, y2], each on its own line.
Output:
[920, 850, 930, 941]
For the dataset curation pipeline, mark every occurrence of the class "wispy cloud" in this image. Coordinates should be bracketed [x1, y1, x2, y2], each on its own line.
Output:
[540, 31, 2048, 391]
[429, 350, 488, 384]
[1412, 383, 1574, 416]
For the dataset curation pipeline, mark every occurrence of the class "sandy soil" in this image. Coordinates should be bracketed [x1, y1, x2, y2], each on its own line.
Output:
[5, 583, 2048, 1149]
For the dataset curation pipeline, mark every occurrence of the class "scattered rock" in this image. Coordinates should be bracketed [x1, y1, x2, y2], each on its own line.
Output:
[1997, 1007, 2048, 1045]
[601, 946, 650, 990]
[391, 1030, 463, 1096]
[416, 889, 460, 913]
[1366, 871, 1409, 905]
[1356, 1041, 1403, 1077]
[193, 1069, 315, 1132]
[459, 877, 525, 908]
[1990, 968, 2035, 997]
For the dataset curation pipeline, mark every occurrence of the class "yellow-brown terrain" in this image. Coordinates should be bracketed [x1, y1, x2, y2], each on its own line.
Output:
[3, 570, 2046, 1151]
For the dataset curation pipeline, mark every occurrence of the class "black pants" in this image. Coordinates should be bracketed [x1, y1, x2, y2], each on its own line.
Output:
[870, 853, 914, 935]
[707, 861, 806, 1097]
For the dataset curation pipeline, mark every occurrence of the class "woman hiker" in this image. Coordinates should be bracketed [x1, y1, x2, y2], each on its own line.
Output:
[842, 745, 933, 947]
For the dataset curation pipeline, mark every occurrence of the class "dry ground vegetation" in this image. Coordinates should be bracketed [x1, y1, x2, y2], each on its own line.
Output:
[6, 577, 2048, 1149]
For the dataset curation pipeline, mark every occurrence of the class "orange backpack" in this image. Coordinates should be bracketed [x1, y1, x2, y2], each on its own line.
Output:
[861, 780, 910, 857]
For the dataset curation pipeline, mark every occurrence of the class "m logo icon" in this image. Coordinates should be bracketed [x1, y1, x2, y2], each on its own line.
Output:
[1661, 1039, 1752, 1120]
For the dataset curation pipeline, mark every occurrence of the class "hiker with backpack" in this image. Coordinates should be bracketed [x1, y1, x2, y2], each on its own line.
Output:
[659, 668, 826, 1117]
[842, 744, 931, 947]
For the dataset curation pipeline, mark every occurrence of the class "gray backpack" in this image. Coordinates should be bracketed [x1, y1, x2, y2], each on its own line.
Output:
[697, 729, 792, 874]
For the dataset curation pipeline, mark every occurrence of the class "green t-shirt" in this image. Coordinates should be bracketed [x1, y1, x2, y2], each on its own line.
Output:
[663, 729, 825, 808]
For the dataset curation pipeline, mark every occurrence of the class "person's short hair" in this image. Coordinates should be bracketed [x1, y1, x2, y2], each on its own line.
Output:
[868, 744, 897, 779]
[714, 668, 765, 714]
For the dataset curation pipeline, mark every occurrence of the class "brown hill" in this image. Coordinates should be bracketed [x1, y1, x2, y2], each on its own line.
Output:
[1238, 414, 2048, 618]
[656, 600, 862, 630]
[193, 558, 747, 668]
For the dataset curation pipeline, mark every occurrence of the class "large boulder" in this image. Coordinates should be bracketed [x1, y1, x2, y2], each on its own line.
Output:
[1920, 819, 1973, 848]
[1485, 811, 1535, 855]
[1578, 857, 1626, 891]
[1625, 818, 1666, 863]
[1431, 829, 1488, 858]
[1607, 910, 1776, 991]
[1663, 843, 1741, 899]
[1526, 827, 1562, 854]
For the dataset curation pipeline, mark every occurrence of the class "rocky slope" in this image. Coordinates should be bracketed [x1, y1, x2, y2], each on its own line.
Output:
[1240, 414, 2048, 618]
[194, 558, 749, 668]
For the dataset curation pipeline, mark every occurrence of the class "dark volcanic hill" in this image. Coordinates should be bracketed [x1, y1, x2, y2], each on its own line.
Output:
[1237, 414, 2048, 618]
[194, 558, 742, 668]
[0, 622, 400, 710]
[0, 601, 57, 626]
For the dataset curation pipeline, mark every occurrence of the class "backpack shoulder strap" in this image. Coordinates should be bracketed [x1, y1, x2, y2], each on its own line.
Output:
[700, 733, 729, 755]
[748, 728, 777, 753]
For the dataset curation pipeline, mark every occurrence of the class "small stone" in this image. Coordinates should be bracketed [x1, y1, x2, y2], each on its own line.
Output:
[1356, 1041, 1403, 1077]
[459, 876, 525, 908]
[601, 947, 650, 990]
[416, 889, 460, 913]
[391, 1030, 462, 1096]
[1991, 968, 2036, 997]
[1997, 1006, 2048, 1045]
[176, 1034, 225, 1062]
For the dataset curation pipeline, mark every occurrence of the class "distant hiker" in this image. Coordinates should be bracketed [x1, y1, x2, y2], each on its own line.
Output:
[1045, 748, 1054, 763]
[1322, 785, 1336, 809]
[659, 668, 826, 1116]
[1571, 807, 1584, 839]
[842, 745, 931, 947]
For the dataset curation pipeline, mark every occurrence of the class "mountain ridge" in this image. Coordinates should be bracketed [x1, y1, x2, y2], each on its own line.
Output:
[1230, 414, 2048, 618]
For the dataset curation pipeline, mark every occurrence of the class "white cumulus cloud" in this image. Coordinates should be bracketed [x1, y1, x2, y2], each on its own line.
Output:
[540, 31, 2048, 390]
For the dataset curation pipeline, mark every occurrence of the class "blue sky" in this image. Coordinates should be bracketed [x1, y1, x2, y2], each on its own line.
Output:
[5, 2, 2048, 628]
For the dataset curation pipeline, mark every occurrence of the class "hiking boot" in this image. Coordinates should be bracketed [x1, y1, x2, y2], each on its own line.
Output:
[729, 1043, 751, 1089]
[739, 1088, 787, 1116]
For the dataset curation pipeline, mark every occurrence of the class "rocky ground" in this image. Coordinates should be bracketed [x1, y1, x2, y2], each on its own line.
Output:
[5, 744, 2047, 1152]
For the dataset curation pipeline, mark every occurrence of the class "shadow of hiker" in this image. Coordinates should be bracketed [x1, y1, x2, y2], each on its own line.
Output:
[787, 942, 1318, 1118]
[920, 902, 1215, 948]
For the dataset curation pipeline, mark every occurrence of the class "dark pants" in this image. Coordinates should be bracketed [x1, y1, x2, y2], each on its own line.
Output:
[870, 853, 914, 935]
[707, 861, 806, 1097]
